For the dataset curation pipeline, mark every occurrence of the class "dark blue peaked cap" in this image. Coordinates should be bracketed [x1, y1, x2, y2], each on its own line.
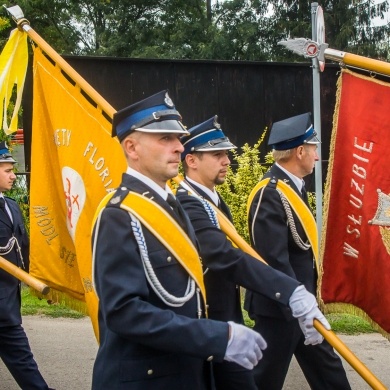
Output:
[268, 112, 320, 150]
[181, 115, 237, 161]
[112, 90, 189, 141]
[0, 141, 16, 163]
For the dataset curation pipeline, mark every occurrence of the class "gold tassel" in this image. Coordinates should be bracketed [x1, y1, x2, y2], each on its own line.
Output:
[30, 287, 89, 316]
[324, 302, 390, 341]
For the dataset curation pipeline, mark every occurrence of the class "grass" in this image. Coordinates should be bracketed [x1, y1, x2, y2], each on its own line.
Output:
[325, 313, 376, 335]
[21, 286, 376, 335]
[21, 286, 85, 319]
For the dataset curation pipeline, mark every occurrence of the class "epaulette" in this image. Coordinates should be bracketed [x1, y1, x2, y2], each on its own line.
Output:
[106, 186, 130, 208]
[176, 186, 190, 196]
[267, 176, 278, 189]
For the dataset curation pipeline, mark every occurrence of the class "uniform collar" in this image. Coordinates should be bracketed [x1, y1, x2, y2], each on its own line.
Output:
[275, 162, 304, 192]
[126, 166, 173, 201]
[186, 177, 219, 206]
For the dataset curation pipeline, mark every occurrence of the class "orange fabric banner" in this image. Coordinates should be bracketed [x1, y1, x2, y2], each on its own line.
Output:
[320, 68, 390, 337]
[29, 47, 126, 338]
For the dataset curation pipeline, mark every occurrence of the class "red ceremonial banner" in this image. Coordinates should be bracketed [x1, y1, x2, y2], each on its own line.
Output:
[320, 68, 390, 338]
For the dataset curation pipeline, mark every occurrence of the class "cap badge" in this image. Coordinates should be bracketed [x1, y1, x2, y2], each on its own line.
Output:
[213, 118, 221, 129]
[164, 92, 174, 108]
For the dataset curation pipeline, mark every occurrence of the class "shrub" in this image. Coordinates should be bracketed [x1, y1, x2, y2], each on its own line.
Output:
[217, 129, 268, 242]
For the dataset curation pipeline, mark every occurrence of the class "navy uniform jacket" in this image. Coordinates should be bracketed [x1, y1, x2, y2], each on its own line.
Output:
[176, 181, 300, 324]
[92, 174, 229, 390]
[0, 196, 29, 327]
[245, 164, 317, 320]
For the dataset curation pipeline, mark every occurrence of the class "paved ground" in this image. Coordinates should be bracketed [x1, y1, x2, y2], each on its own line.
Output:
[0, 316, 389, 389]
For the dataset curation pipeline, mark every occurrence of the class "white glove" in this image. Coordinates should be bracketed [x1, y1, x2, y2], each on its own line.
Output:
[224, 321, 267, 370]
[289, 285, 331, 346]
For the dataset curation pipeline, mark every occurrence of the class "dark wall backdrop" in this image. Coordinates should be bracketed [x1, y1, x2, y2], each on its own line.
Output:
[22, 56, 340, 189]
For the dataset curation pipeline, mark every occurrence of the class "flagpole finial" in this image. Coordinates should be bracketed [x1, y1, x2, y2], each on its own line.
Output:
[3, 5, 24, 20]
[3, 5, 30, 29]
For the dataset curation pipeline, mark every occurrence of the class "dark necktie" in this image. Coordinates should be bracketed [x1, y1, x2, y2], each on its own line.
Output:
[0, 197, 12, 224]
[166, 194, 188, 232]
[301, 183, 308, 204]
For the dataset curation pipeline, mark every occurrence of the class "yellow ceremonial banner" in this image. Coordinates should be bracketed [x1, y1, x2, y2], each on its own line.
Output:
[30, 47, 126, 338]
[0, 28, 28, 134]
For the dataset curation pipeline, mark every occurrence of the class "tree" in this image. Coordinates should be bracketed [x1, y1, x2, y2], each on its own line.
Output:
[206, 0, 272, 60]
[264, 0, 390, 61]
[2, 0, 389, 60]
[324, 0, 390, 59]
[13, 0, 211, 57]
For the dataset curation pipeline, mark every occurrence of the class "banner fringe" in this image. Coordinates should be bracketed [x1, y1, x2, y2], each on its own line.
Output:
[317, 69, 344, 306]
[30, 287, 89, 316]
[322, 302, 390, 341]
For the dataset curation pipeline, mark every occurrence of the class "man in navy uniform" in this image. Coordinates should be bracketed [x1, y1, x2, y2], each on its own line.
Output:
[176, 116, 331, 389]
[245, 113, 351, 389]
[91, 91, 268, 390]
[0, 141, 52, 389]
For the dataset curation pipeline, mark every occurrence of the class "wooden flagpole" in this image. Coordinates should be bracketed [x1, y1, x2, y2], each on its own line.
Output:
[325, 48, 390, 77]
[0, 255, 50, 295]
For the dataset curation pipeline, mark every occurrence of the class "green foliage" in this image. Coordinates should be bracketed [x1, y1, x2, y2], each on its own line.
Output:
[217, 127, 268, 242]
[325, 313, 375, 334]
[3, 0, 388, 60]
[217, 131, 317, 238]
[0, 15, 11, 48]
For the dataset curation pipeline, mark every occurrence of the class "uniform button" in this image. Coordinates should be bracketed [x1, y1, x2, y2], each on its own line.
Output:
[275, 292, 281, 299]
[167, 256, 172, 262]
[147, 369, 153, 375]
[207, 356, 214, 362]
[121, 187, 127, 191]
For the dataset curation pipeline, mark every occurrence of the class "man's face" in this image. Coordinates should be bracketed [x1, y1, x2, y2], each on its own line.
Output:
[301, 144, 319, 176]
[0, 162, 16, 192]
[125, 132, 184, 188]
[189, 150, 231, 189]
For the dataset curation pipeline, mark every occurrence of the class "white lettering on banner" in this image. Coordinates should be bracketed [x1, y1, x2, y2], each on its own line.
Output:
[343, 137, 374, 258]
[54, 129, 71, 146]
[343, 242, 359, 258]
[83, 142, 114, 190]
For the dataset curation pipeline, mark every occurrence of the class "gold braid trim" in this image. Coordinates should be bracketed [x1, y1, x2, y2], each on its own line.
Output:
[318, 68, 344, 306]
[30, 287, 89, 315]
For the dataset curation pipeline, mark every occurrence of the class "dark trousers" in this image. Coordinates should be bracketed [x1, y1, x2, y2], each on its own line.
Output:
[0, 324, 49, 390]
[252, 316, 351, 390]
[213, 360, 257, 390]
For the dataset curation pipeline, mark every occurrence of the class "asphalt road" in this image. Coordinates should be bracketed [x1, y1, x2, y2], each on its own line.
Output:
[0, 316, 389, 389]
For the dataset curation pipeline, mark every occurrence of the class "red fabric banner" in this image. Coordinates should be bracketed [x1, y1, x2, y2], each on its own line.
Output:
[320, 69, 390, 337]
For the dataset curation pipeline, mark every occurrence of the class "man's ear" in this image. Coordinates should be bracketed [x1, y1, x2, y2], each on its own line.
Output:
[185, 153, 197, 169]
[296, 145, 305, 160]
[122, 137, 137, 158]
